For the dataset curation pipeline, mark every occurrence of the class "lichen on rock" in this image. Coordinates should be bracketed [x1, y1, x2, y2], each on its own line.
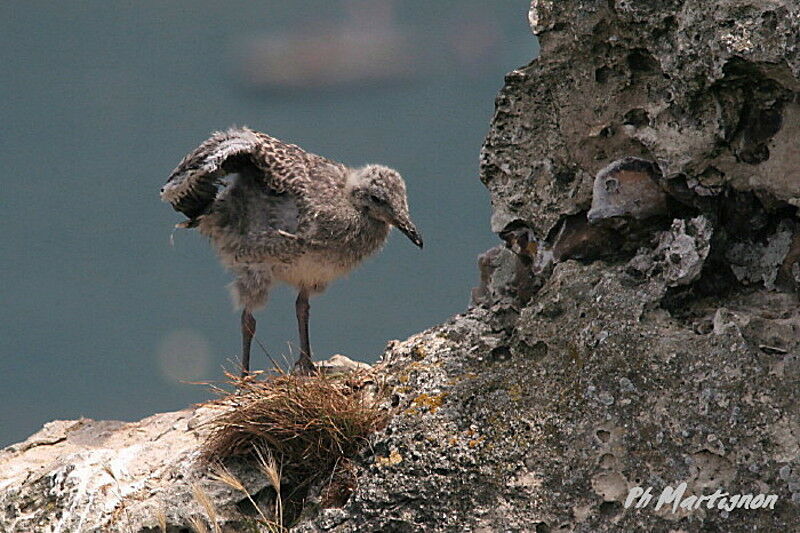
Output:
[298, 0, 800, 530]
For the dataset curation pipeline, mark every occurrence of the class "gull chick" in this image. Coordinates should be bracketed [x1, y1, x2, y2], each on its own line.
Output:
[161, 127, 422, 375]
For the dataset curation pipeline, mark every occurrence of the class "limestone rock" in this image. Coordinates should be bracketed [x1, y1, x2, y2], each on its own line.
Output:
[0, 354, 371, 532]
[315, 354, 372, 374]
[0, 406, 269, 532]
[483, 0, 800, 238]
[297, 0, 800, 530]
[627, 215, 712, 288]
[587, 157, 668, 224]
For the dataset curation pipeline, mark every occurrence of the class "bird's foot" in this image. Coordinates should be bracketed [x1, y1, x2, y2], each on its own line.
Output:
[292, 356, 317, 376]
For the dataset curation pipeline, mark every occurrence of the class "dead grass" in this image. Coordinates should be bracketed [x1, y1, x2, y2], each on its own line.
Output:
[201, 369, 387, 523]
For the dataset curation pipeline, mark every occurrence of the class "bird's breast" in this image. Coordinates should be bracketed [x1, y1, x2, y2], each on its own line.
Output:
[271, 252, 356, 291]
[270, 219, 390, 291]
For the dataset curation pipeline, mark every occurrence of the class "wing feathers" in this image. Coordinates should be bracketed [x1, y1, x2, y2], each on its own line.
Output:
[161, 126, 345, 224]
[160, 127, 262, 219]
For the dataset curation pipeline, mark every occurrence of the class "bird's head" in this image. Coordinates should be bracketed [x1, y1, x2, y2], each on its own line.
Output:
[348, 164, 423, 248]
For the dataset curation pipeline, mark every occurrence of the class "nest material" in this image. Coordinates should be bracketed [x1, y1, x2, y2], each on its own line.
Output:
[203, 371, 387, 492]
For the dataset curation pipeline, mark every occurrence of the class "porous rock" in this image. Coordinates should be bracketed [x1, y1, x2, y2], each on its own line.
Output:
[0, 406, 270, 532]
[297, 0, 800, 530]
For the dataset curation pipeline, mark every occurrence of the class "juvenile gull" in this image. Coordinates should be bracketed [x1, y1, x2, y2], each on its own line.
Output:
[161, 127, 422, 375]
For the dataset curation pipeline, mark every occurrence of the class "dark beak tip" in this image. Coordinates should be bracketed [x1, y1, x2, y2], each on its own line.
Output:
[396, 221, 423, 249]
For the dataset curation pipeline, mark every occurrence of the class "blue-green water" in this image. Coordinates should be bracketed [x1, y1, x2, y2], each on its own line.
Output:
[0, 1, 537, 446]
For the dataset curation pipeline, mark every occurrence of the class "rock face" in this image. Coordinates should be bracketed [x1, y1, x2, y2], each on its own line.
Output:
[0, 406, 272, 532]
[299, 0, 800, 531]
[3, 1, 800, 531]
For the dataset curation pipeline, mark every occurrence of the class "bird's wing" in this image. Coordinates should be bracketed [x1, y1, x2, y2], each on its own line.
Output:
[161, 127, 329, 222]
[251, 133, 346, 204]
[160, 127, 261, 220]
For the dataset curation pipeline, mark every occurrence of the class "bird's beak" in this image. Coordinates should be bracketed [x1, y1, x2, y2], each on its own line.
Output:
[394, 216, 423, 248]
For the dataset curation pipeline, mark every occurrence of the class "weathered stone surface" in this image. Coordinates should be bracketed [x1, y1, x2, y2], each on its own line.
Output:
[316, 354, 372, 374]
[294, 267, 800, 531]
[296, 0, 800, 531]
[0, 355, 376, 532]
[0, 406, 271, 532]
[483, 0, 800, 238]
[587, 157, 668, 224]
[627, 215, 712, 288]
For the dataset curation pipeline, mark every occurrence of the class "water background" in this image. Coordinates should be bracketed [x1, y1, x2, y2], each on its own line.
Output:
[0, 1, 538, 446]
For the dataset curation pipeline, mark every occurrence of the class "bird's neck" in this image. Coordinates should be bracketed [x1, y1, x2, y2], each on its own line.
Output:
[351, 208, 391, 255]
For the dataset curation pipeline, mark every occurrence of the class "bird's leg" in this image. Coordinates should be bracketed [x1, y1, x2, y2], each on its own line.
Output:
[293, 289, 316, 375]
[241, 309, 256, 377]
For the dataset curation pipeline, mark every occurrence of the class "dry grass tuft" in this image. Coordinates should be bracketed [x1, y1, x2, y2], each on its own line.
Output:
[156, 510, 167, 533]
[205, 371, 385, 465]
[319, 458, 358, 508]
[191, 483, 221, 533]
[210, 459, 282, 530]
[202, 369, 386, 519]
[188, 514, 209, 533]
